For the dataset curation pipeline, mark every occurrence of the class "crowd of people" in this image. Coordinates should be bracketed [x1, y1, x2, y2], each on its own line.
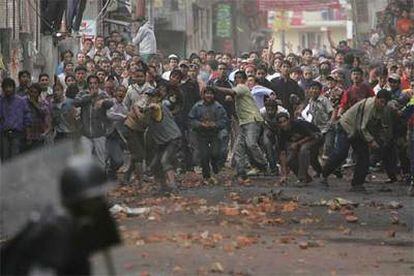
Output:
[1, 13, 413, 196]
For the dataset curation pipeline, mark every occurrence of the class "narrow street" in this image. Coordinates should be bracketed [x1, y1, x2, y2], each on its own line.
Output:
[93, 170, 414, 275]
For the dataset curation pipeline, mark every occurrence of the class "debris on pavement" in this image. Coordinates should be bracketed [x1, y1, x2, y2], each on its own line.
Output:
[390, 211, 400, 224]
[210, 262, 225, 273]
[345, 214, 359, 223]
[110, 204, 151, 216]
[310, 198, 359, 210]
[387, 201, 403, 209]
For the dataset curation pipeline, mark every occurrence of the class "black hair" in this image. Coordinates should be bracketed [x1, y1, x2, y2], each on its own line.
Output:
[235, 70, 247, 80]
[335, 50, 345, 57]
[133, 68, 147, 75]
[1, 77, 16, 90]
[376, 89, 391, 102]
[218, 62, 228, 68]
[280, 60, 292, 68]
[63, 61, 74, 69]
[274, 51, 285, 58]
[208, 60, 219, 71]
[302, 48, 313, 56]
[309, 81, 323, 90]
[18, 70, 31, 79]
[75, 65, 87, 72]
[87, 75, 99, 84]
[204, 86, 215, 95]
[60, 50, 73, 61]
[189, 53, 200, 61]
[66, 84, 79, 99]
[275, 112, 290, 122]
[247, 75, 258, 83]
[257, 64, 268, 74]
[38, 73, 49, 81]
[29, 83, 42, 94]
[170, 69, 183, 79]
[65, 74, 76, 82]
[350, 67, 363, 74]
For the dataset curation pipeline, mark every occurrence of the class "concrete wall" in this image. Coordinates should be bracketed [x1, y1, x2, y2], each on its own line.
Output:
[273, 26, 347, 55]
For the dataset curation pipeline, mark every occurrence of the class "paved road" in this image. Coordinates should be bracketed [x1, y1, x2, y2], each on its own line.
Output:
[93, 170, 414, 275]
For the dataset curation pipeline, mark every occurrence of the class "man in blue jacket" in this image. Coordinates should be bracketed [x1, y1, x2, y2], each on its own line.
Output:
[189, 86, 228, 185]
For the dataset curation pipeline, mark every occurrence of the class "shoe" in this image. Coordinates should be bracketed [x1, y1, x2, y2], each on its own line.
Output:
[319, 177, 329, 188]
[349, 186, 367, 193]
[246, 167, 260, 176]
[384, 176, 398, 184]
[160, 185, 173, 195]
[408, 185, 414, 196]
[209, 176, 219, 185]
[333, 170, 343, 179]
[313, 172, 321, 178]
[342, 161, 355, 168]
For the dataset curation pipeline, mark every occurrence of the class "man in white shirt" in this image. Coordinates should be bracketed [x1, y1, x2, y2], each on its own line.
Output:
[132, 17, 157, 62]
[162, 54, 180, 80]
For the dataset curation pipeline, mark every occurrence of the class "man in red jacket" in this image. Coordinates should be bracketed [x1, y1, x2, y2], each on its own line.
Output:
[337, 67, 375, 117]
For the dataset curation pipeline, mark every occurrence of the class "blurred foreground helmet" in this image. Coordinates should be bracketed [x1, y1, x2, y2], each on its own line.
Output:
[60, 156, 110, 207]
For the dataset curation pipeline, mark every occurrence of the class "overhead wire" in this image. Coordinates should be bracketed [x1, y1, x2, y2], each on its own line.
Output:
[26, 0, 54, 32]
[26, 0, 114, 34]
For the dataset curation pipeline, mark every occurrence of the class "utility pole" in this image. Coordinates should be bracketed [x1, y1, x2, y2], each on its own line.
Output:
[135, 0, 146, 19]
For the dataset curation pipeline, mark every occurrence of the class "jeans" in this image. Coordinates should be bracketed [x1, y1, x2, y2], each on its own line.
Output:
[106, 131, 127, 175]
[322, 126, 369, 186]
[410, 129, 414, 176]
[150, 138, 180, 180]
[0, 130, 23, 162]
[288, 136, 323, 180]
[261, 127, 278, 171]
[196, 134, 220, 179]
[234, 122, 267, 177]
[80, 136, 107, 168]
[323, 126, 336, 158]
[218, 128, 229, 168]
[178, 128, 195, 171]
[66, 0, 87, 32]
[40, 0, 66, 33]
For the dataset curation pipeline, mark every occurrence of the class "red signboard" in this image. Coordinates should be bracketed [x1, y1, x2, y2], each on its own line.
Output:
[258, 0, 340, 11]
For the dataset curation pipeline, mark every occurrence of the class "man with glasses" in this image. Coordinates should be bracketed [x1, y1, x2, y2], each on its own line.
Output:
[74, 75, 114, 167]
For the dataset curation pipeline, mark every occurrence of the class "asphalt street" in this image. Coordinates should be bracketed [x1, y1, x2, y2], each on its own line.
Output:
[93, 169, 414, 275]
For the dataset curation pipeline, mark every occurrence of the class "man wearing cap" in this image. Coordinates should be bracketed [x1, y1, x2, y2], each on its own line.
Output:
[162, 55, 180, 80]
[381, 73, 411, 183]
[321, 90, 392, 192]
[388, 73, 406, 102]
[132, 16, 157, 63]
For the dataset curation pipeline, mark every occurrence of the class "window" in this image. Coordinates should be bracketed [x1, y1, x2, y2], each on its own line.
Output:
[300, 32, 322, 49]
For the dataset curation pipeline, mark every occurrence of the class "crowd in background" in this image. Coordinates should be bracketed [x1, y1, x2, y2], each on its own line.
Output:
[1, 10, 413, 195]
